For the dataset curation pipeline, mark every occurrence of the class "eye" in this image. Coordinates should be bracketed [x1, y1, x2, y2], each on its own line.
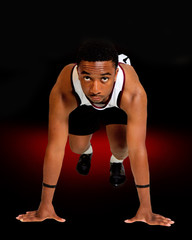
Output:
[101, 77, 109, 83]
[83, 76, 91, 81]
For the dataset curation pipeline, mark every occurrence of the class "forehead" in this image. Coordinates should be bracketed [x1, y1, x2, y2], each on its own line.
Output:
[78, 60, 116, 74]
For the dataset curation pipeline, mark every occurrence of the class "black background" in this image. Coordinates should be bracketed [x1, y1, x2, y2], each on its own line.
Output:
[0, 2, 191, 237]
[1, 3, 191, 128]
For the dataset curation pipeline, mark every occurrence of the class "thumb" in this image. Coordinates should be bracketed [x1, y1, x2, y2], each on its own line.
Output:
[53, 215, 66, 223]
[124, 217, 137, 224]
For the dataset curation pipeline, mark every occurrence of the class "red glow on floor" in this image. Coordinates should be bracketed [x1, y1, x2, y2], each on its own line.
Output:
[0, 124, 191, 187]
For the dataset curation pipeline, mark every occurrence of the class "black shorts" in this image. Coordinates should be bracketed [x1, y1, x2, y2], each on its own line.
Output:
[69, 105, 127, 135]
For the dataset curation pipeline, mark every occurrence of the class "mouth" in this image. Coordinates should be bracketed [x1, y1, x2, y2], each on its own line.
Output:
[88, 95, 102, 103]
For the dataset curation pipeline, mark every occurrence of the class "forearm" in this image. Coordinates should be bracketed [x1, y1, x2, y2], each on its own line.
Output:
[43, 146, 65, 184]
[129, 148, 152, 209]
[41, 146, 65, 204]
[129, 148, 150, 185]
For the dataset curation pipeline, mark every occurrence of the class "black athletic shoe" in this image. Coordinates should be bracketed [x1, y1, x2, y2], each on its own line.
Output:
[76, 153, 93, 175]
[110, 162, 126, 187]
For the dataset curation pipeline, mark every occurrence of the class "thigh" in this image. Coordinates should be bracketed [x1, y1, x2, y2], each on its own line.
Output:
[69, 105, 100, 135]
[106, 124, 128, 158]
[69, 134, 92, 154]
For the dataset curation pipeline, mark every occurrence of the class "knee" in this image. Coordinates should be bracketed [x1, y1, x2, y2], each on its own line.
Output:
[69, 140, 89, 155]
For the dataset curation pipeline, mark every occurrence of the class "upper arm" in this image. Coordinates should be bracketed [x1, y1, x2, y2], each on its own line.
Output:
[47, 64, 77, 152]
[126, 92, 148, 152]
[47, 87, 69, 152]
[120, 64, 148, 153]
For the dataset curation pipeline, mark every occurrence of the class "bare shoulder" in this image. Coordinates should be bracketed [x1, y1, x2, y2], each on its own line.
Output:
[49, 63, 77, 112]
[120, 63, 146, 94]
[119, 63, 147, 113]
[53, 63, 76, 94]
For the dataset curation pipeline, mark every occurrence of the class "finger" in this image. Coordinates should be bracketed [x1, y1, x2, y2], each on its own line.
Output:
[25, 211, 37, 217]
[26, 211, 36, 215]
[16, 214, 25, 221]
[16, 213, 42, 222]
[159, 221, 172, 227]
[147, 218, 174, 227]
[16, 214, 29, 222]
[20, 215, 45, 222]
[16, 214, 35, 221]
[155, 215, 175, 225]
[162, 219, 175, 226]
[16, 211, 36, 220]
[159, 218, 175, 225]
[155, 214, 174, 223]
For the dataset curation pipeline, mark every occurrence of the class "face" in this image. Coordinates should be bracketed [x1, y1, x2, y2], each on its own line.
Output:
[77, 61, 119, 104]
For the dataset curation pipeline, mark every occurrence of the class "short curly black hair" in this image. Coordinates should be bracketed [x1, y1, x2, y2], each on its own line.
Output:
[76, 39, 118, 68]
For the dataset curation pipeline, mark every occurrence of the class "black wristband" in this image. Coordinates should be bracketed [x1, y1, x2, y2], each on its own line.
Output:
[42, 182, 57, 188]
[136, 184, 150, 188]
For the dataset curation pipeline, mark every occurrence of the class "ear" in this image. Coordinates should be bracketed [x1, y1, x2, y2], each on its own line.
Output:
[114, 67, 119, 82]
[76, 65, 80, 76]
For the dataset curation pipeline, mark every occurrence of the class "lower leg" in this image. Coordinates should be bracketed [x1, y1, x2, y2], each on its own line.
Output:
[68, 134, 93, 176]
[106, 124, 128, 186]
[106, 124, 128, 161]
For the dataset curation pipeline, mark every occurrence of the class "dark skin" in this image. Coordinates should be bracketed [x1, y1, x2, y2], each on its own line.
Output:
[16, 61, 174, 226]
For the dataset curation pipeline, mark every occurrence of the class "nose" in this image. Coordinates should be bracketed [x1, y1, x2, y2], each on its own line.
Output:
[90, 80, 101, 95]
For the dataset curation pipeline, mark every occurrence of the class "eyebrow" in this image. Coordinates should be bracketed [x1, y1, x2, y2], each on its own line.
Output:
[81, 71, 112, 76]
[81, 71, 90, 75]
[101, 72, 112, 76]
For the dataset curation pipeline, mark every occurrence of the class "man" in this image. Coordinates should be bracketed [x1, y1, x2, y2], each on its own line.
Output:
[16, 40, 174, 226]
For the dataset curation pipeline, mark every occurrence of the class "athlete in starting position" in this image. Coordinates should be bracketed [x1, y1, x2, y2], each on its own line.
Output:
[16, 40, 174, 226]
